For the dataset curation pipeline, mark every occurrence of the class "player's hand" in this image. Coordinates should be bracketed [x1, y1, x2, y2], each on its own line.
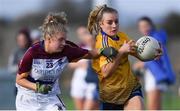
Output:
[119, 40, 136, 54]
[99, 47, 118, 58]
[36, 82, 52, 94]
[154, 43, 163, 60]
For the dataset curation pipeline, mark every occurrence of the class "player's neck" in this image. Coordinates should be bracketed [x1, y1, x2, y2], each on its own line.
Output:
[44, 40, 53, 54]
[101, 31, 117, 37]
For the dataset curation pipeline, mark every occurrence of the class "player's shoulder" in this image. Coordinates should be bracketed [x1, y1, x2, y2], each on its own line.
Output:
[65, 40, 79, 48]
[63, 40, 82, 55]
[94, 33, 104, 48]
[95, 32, 103, 40]
[30, 41, 41, 51]
[117, 31, 131, 41]
[26, 41, 44, 56]
[95, 32, 105, 43]
[117, 31, 129, 38]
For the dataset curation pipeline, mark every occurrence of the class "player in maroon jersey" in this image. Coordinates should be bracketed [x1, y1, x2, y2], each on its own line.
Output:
[15, 12, 120, 110]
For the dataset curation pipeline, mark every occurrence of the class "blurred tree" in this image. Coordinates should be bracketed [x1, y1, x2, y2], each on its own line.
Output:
[163, 12, 180, 36]
[0, 19, 8, 26]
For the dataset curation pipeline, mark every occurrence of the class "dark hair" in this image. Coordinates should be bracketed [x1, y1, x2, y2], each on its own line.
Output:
[17, 27, 32, 48]
[87, 4, 118, 35]
[138, 16, 155, 29]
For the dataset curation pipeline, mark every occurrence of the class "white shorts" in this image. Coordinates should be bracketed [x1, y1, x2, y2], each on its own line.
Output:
[144, 69, 168, 92]
[70, 68, 98, 100]
[16, 91, 66, 111]
[84, 83, 99, 100]
[71, 68, 87, 98]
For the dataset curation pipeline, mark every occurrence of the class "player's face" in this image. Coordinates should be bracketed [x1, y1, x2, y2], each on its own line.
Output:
[17, 33, 29, 48]
[100, 12, 119, 36]
[138, 20, 152, 36]
[49, 32, 66, 53]
[76, 27, 89, 43]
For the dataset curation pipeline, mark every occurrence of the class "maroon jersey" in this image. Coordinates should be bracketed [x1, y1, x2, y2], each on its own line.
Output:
[17, 40, 88, 94]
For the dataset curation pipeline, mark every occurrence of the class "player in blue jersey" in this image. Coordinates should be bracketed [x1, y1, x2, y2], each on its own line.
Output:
[133, 16, 176, 110]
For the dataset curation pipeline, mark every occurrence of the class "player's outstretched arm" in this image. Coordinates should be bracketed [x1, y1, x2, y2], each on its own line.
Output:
[83, 47, 118, 59]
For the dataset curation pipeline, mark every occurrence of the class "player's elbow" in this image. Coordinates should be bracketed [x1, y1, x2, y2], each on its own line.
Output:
[16, 74, 21, 85]
[16, 73, 25, 86]
[101, 68, 111, 78]
[103, 73, 109, 78]
[101, 65, 113, 78]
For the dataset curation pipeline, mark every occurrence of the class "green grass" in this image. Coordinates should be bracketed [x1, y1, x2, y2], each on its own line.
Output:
[162, 93, 180, 110]
[62, 96, 75, 110]
[143, 92, 180, 110]
[61, 92, 75, 110]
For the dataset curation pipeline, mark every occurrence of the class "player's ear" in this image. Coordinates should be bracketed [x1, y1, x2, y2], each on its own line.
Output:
[45, 34, 51, 42]
[48, 38, 51, 43]
[99, 20, 104, 28]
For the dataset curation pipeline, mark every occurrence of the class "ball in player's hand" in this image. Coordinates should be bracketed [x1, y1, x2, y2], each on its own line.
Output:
[136, 36, 160, 61]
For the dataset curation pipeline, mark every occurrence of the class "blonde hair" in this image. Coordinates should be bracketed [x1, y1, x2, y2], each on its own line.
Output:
[40, 12, 68, 39]
[87, 4, 118, 35]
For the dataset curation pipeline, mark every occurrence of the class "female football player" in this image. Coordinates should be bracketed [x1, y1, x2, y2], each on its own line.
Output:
[87, 5, 162, 110]
[133, 16, 175, 110]
[69, 26, 99, 110]
[8, 28, 32, 95]
[15, 12, 119, 110]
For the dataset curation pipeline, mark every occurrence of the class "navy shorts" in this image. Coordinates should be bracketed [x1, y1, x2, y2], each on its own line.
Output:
[100, 86, 143, 110]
